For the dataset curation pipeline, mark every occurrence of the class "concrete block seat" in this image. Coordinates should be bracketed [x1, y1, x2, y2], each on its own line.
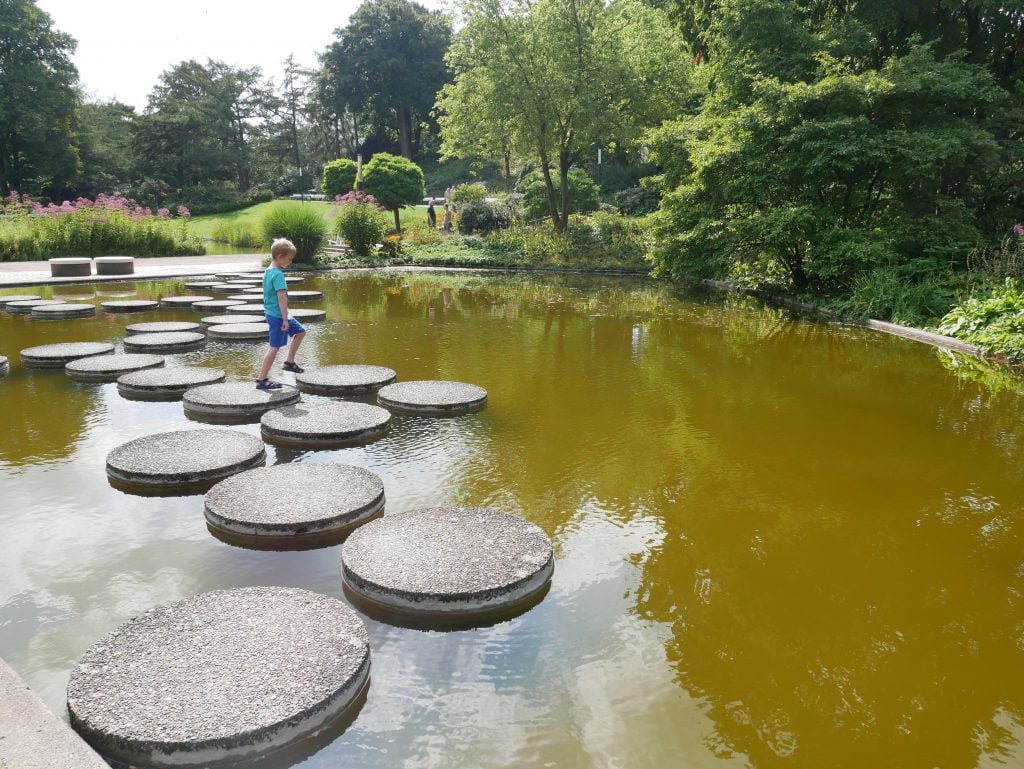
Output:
[94, 256, 135, 275]
[49, 257, 91, 277]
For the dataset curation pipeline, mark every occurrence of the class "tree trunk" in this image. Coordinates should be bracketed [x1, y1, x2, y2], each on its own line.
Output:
[558, 151, 571, 233]
[539, 149, 563, 231]
[397, 106, 413, 160]
[393, 206, 402, 234]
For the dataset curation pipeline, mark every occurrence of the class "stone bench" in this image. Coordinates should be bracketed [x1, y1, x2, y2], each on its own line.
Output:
[94, 256, 135, 275]
[48, 257, 91, 277]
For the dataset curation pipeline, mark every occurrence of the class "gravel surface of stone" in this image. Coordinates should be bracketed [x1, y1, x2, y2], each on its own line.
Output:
[31, 303, 96, 319]
[106, 429, 265, 487]
[0, 294, 42, 306]
[184, 382, 300, 418]
[124, 321, 201, 335]
[66, 354, 164, 382]
[295, 365, 397, 395]
[182, 281, 223, 290]
[21, 342, 115, 368]
[242, 287, 263, 294]
[342, 507, 554, 614]
[200, 314, 265, 326]
[6, 299, 65, 314]
[210, 284, 245, 293]
[205, 464, 385, 535]
[227, 294, 261, 302]
[100, 300, 159, 313]
[284, 276, 304, 284]
[160, 295, 213, 306]
[191, 299, 247, 311]
[226, 304, 266, 314]
[207, 323, 268, 340]
[67, 586, 369, 768]
[287, 308, 326, 322]
[123, 332, 206, 353]
[284, 290, 323, 302]
[117, 366, 225, 400]
[261, 402, 391, 446]
[377, 380, 488, 415]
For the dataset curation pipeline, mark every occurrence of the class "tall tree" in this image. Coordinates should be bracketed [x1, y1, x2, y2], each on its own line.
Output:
[322, 0, 452, 160]
[438, 0, 690, 230]
[75, 100, 137, 197]
[0, 0, 80, 197]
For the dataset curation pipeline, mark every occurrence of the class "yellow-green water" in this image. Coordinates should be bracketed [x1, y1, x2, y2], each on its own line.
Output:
[0, 272, 1022, 769]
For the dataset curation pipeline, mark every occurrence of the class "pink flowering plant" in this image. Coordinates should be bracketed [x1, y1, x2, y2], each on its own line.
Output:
[332, 192, 389, 256]
[0, 192, 202, 261]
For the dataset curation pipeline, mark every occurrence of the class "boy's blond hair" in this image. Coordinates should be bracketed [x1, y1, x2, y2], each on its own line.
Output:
[271, 238, 297, 260]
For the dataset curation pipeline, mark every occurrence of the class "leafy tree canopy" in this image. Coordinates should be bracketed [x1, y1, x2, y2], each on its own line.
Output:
[361, 151, 425, 231]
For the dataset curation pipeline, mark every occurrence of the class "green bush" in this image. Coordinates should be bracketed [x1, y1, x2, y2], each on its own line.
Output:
[210, 221, 262, 248]
[451, 183, 488, 206]
[456, 200, 511, 234]
[829, 265, 956, 326]
[361, 152, 425, 232]
[260, 202, 328, 262]
[936, 279, 1024, 360]
[333, 192, 389, 256]
[322, 158, 358, 198]
[614, 185, 661, 216]
[519, 168, 599, 222]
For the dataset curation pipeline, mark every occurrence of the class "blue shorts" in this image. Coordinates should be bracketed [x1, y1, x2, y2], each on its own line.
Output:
[266, 315, 305, 348]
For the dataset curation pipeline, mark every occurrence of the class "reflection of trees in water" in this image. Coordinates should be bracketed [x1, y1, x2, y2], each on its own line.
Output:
[0, 372, 98, 466]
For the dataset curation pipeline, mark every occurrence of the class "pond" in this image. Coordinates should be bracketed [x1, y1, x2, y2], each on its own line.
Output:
[0, 271, 1022, 769]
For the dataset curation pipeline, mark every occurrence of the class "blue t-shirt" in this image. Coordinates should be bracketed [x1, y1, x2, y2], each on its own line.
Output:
[262, 266, 287, 318]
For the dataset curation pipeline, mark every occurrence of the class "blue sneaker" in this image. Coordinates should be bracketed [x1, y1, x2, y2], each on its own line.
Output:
[256, 379, 282, 390]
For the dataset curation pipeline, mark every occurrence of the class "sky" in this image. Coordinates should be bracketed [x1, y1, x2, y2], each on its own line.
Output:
[36, 0, 447, 111]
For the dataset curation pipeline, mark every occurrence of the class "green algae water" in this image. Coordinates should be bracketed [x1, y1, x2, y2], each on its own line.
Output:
[0, 271, 1022, 769]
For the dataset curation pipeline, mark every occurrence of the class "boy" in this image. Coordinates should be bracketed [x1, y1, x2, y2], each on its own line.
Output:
[256, 238, 305, 390]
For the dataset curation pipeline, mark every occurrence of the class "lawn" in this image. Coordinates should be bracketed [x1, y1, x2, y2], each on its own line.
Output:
[189, 200, 430, 239]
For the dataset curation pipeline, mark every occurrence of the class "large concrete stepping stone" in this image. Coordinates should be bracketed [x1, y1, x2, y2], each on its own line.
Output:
[106, 429, 265, 493]
[31, 302, 96, 319]
[118, 366, 225, 400]
[125, 321, 201, 335]
[160, 295, 212, 307]
[285, 276, 304, 284]
[201, 313, 265, 326]
[225, 278, 262, 286]
[66, 353, 164, 382]
[284, 290, 323, 302]
[210, 283, 247, 293]
[341, 507, 554, 625]
[205, 464, 385, 548]
[295, 365, 396, 396]
[242, 286, 264, 293]
[101, 299, 159, 313]
[377, 380, 488, 415]
[21, 342, 114, 369]
[67, 586, 370, 768]
[182, 280, 223, 290]
[0, 355, 8, 375]
[227, 294, 261, 302]
[261, 402, 391, 448]
[123, 331, 206, 353]
[184, 382, 300, 422]
[6, 299, 64, 314]
[0, 294, 41, 307]
[226, 303, 266, 314]
[191, 299, 247, 311]
[207, 322, 268, 341]
[289, 308, 327, 322]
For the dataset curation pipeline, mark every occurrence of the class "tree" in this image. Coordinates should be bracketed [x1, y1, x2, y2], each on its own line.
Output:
[361, 152, 425, 232]
[75, 100, 137, 197]
[322, 158, 358, 197]
[321, 0, 452, 160]
[0, 0, 81, 197]
[437, 0, 691, 231]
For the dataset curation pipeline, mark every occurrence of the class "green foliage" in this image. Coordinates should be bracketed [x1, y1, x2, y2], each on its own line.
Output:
[614, 185, 661, 216]
[519, 169, 599, 222]
[456, 200, 511, 234]
[361, 152, 425, 231]
[260, 202, 328, 262]
[451, 183, 488, 205]
[826, 265, 957, 327]
[322, 158, 358, 197]
[210, 221, 262, 248]
[334, 197, 389, 256]
[936, 279, 1024, 361]
[174, 181, 272, 216]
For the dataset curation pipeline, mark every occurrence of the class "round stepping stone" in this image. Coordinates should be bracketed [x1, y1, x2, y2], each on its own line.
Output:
[159, 295, 212, 307]
[215, 272, 250, 279]
[0, 294, 41, 307]
[191, 299, 247, 311]
[285, 276, 305, 284]
[125, 321, 201, 335]
[105, 429, 265, 493]
[118, 366, 225, 401]
[101, 299, 159, 313]
[66, 354, 164, 382]
[6, 299, 64, 314]
[225, 279, 262, 286]
[285, 290, 323, 302]
[0, 355, 8, 375]
[200, 313, 265, 326]
[182, 281, 223, 290]
[377, 380, 488, 415]
[295, 365, 396, 396]
[31, 303, 96, 319]
[21, 342, 114, 369]
[123, 332, 206, 353]
[52, 289, 96, 301]
[341, 507, 554, 624]
[226, 303, 267, 314]
[210, 283, 246, 293]
[68, 586, 369, 768]
[261, 402, 391, 447]
[289, 308, 326, 322]
[227, 294, 260, 302]
[204, 464, 385, 548]
[207, 323, 267, 340]
[242, 287, 263, 294]
[183, 382, 300, 421]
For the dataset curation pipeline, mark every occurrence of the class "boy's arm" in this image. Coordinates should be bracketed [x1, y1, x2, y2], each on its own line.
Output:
[276, 289, 289, 330]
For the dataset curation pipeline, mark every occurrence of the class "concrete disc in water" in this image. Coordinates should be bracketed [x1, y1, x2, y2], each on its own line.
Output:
[123, 332, 206, 353]
[101, 300, 159, 313]
[183, 382, 300, 421]
[207, 323, 268, 340]
[21, 342, 114, 369]
[377, 380, 487, 415]
[295, 365, 397, 396]
[66, 354, 164, 382]
[117, 366, 225, 400]
[260, 401, 391, 447]
[124, 321, 201, 335]
[31, 303, 96, 319]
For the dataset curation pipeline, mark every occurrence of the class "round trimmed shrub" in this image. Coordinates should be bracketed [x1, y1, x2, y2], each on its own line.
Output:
[322, 159, 358, 198]
[451, 183, 488, 206]
[261, 202, 328, 263]
[456, 200, 511, 234]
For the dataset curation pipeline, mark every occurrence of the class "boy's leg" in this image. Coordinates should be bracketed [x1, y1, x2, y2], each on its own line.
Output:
[258, 345, 280, 381]
[285, 331, 305, 365]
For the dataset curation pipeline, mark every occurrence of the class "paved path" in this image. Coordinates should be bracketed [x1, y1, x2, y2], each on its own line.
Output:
[0, 254, 264, 288]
